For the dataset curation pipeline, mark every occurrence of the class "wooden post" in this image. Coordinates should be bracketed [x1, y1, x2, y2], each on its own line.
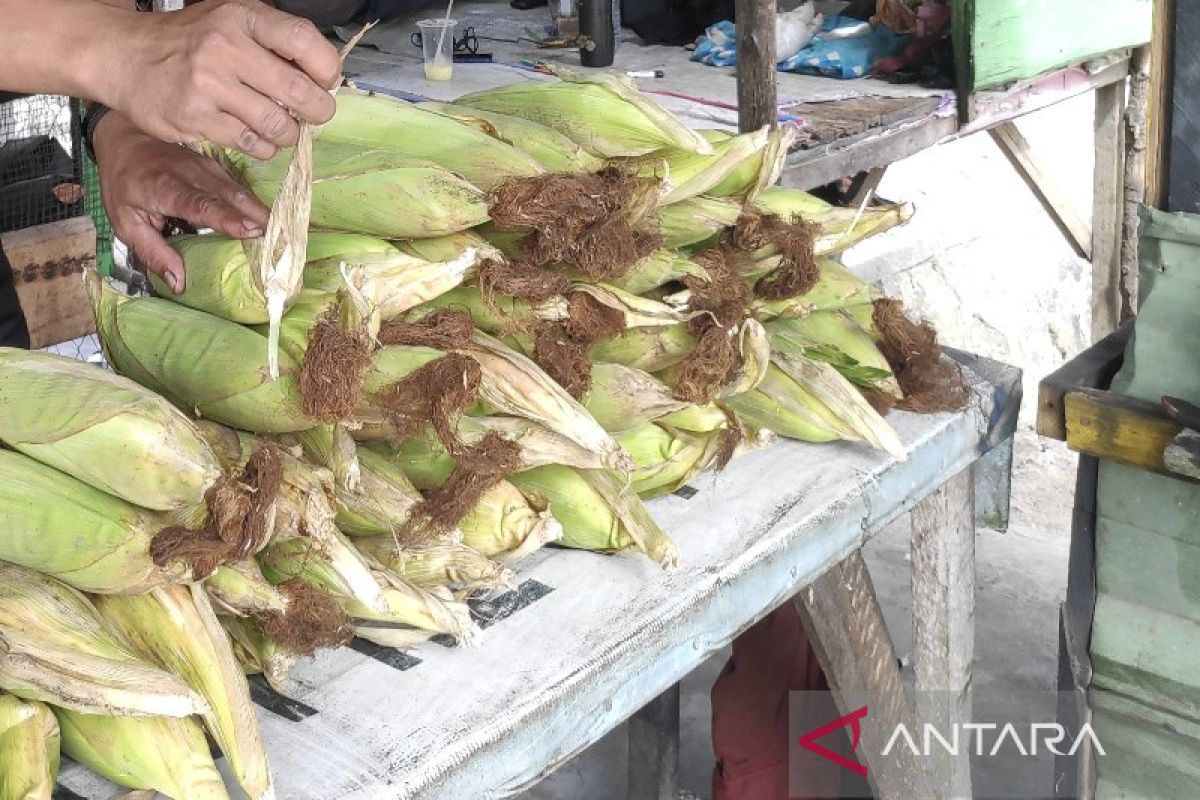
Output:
[795, 551, 928, 798]
[628, 683, 680, 800]
[1092, 81, 1126, 340]
[1144, 0, 1175, 210]
[735, 0, 777, 132]
[1120, 46, 1151, 319]
[910, 468, 975, 799]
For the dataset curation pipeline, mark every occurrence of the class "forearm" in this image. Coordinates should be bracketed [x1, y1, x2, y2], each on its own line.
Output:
[0, 0, 134, 102]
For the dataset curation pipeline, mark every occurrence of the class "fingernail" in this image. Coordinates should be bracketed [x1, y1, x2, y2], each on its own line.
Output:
[168, 272, 183, 294]
[243, 220, 264, 236]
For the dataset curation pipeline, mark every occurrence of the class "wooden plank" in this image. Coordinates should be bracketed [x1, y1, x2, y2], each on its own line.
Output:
[795, 550, 928, 799]
[1121, 46, 1151, 318]
[0, 216, 96, 349]
[1093, 81, 1127, 341]
[734, 0, 776, 133]
[1144, 0, 1175, 210]
[848, 167, 888, 209]
[781, 114, 957, 193]
[627, 683, 680, 800]
[910, 468, 975, 799]
[967, 0, 1152, 92]
[1063, 387, 1186, 477]
[990, 121, 1092, 260]
[1037, 320, 1132, 441]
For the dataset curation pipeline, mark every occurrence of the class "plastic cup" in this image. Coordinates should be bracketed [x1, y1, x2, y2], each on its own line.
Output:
[417, 19, 457, 82]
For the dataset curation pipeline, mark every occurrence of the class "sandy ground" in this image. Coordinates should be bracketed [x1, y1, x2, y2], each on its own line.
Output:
[521, 93, 1095, 799]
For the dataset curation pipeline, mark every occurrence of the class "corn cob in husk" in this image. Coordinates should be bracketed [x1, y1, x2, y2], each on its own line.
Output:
[607, 249, 710, 295]
[0, 562, 203, 718]
[726, 362, 853, 443]
[583, 363, 689, 433]
[588, 323, 697, 373]
[0, 349, 221, 511]
[749, 258, 878, 320]
[0, 450, 198, 594]
[220, 615, 298, 695]
[417, 101, 605, 173]
[237, 141, 490, 240]
[259, 538, 480, 644]
[305, 247, 480, 321]
[457, 480, 563, 562]
[767, 311, 901, 397]
[393, 231, 501, 265]
[752, 186, 914, 255]
[56, 710, 228, 800]
[654, 196, 744, 248]
[322, 89, 544, 190]
[456, 70, 712, 158]
[509, 466, 677, 567]
[0, 694, 59, 800]
[702, 126, 796, 200]
[618, 422, 730, 499]
[640, 126, 770, 206]
[332, 445, 423, 538]
[92, 277, 318, 434]
[95, 585, 272, 800]
[355, 538, 514, 592]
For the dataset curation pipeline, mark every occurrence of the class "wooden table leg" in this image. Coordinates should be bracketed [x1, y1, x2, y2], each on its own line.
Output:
[911, 468, 976, 799]
[795, 550, 927, 798]
[628, 683, 680, 800]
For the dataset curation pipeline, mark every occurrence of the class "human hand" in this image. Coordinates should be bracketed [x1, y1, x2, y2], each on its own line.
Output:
[103, 0, 341, 160]
[93, 111, 269, 293]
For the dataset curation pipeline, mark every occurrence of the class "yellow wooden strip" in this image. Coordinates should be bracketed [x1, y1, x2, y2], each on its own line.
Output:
[1064, 387, 1181, 473]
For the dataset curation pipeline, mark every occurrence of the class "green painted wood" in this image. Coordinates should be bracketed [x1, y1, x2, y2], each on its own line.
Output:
[1098, 462, 1200, 545]
[1096, 517, 1200, 622]
[1091, 593, 1200, 720]
[958, 0, 1152, 92]
[1090, 689, 1200, 800]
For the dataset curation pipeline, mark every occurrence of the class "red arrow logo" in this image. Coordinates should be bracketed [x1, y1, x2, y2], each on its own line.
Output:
[797, 705, 869, 777]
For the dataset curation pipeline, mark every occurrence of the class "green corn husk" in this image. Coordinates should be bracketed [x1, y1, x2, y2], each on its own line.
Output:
[456, 70, 712, 158]
[0, 562, 203, 718]
[641, 126, 770, 206]
[205, 562, 289, 619]
[703, 126, 796, 200]
[0, 450, 194, 594]
[306, 248, 480, 321]
[608, 249, 710, 295]
[468, 333, 632, 472]
[726, 363, 852, 443]
[657, 402, 732, 433]
[569, 283, 686, 329]
[56, 710, 228, 800]
[149, 232, 391, 324]
[654, 196, 744, 248]
[355, 539, 514, 592]
[237, 141, 490, 239]
[589, 323, 697, 373]
[584, 363, 689, 433]
[458, 480, 563, 562]
[220, 615, 298, 695]
[260, 538, 480, 643]
[653, 318, 771, 401]
[257, 280, 379, 372]
[293, 423, 362, 493]
[752, 187, 914, 256]
[394, 231, 501, 264]
[749, 258, 878, 320]
[322, 89, 544, 190]
[509, 466, 677, 567]
[0, 694, 59, 800]
[767, 311, 901, 397]
[92, 277, 317, 434]
[94, 585, 272, 800]
[618, 422, 726, 499]
[770, 352, 906, 460]
[0, 349, 221, 511]
[417, 101, 606, 173]
[405, 284, 567, 336]
[305, 232, 399, 262]
[333, 445, 422, 537]
[379, 413, 607, 490]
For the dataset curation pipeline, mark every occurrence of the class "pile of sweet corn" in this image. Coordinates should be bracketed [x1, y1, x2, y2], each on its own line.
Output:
[0, 68, 964, 798]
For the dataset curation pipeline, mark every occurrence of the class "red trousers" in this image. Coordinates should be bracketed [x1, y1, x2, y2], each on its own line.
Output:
[711, 605, 842, 800]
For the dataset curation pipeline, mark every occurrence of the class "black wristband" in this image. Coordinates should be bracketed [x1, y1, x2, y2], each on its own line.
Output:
[82, 103, 113, 163]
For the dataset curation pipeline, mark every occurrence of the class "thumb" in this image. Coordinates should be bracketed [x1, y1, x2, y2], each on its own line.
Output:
[121, 216, 186, 294]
